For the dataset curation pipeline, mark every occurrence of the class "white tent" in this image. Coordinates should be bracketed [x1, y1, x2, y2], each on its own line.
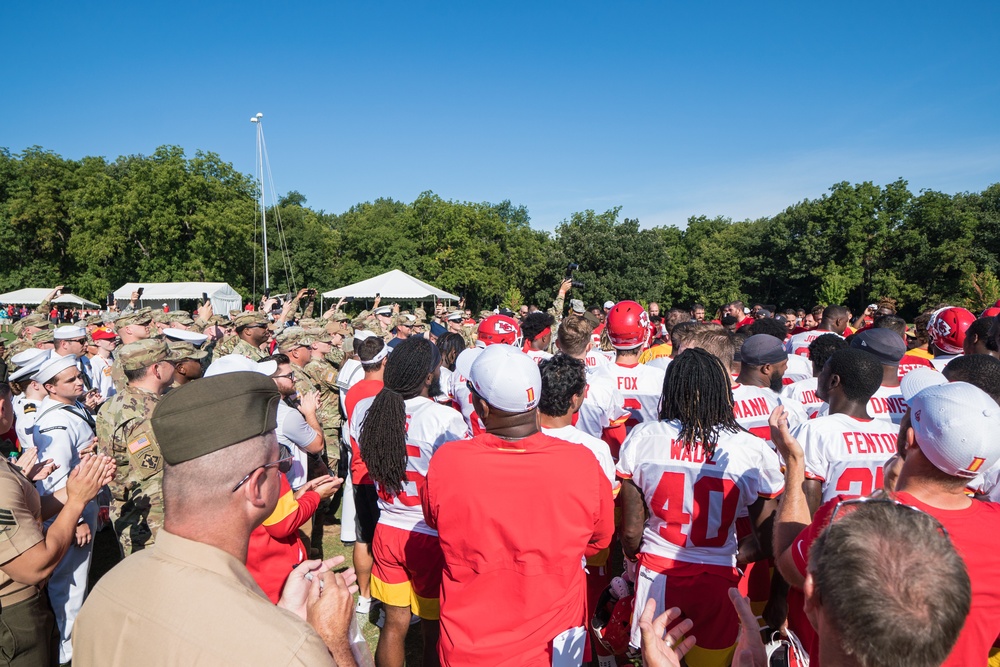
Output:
[0, 288, 100, 308]
[113, 282, 243, 315]
[322, 270, 459, 301]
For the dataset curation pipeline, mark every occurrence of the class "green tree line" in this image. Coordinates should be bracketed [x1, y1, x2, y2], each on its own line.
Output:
[2, 145, 999, 319]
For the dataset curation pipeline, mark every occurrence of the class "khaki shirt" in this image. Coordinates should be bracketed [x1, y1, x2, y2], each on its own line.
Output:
[72, 529, 335, 666]
[0, 460, 44, 604]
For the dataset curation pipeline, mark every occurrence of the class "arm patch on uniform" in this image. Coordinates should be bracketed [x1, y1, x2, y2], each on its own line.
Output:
[128, 433, 152, 454]
[23, 404, 36, 414]
[0, 509, 19, 541]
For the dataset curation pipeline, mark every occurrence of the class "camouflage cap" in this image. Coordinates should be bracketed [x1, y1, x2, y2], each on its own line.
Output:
[232, 311, 269, 330]
[167, 310, 195, 325]
[151, 372, 280, 465]
[208, 314, 231, 327]
[325, 320, 350, 336]
[395, 314, 417, 328]
[116, 308, 153, 328]
[33, 330, 55, 344]
[304, 327, 332, 344]
[275, 326, 310, 351]
[333, 311, 351, 322]
[13, 314, 52, 335]
[415, 307, 427, 320]
[298, 318, 319, 328]
[168, 340, 209, 362]
[151, 310, 171, 324]
[118, 338, 182, 371]
[84, 313, 105, 326]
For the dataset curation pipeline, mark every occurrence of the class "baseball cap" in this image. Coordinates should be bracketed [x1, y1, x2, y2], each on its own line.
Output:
[53, 326, 87, 341]
[168, 341, 209, 362]
[34, 355, 79, 385]
[325, 320, 350, 336]
[454, 347, 483, 380]
[163, 328, 209, 345]
[275, 327, 309, 351]
[603, 301, 615, 310]
[907, 381, 1000, 478]
[91, 327, 117, 341]
[204, 354, 278, 378]
[429, 321, 447, 338]
[116, 309, 153, 328]
[570, 299, 585, 314]
[467, 345, 540, 413]
[850, 328, 906, 365]
[900, 367, 947, 402]
[739, 334, 788, 366]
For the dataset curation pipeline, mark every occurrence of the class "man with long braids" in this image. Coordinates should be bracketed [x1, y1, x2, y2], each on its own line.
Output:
[355, 337, 469, 667]
[618, 348, 783, 667]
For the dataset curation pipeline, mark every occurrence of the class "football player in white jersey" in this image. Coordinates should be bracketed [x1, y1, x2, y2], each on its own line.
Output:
[746, 319, 811, 385]
[784, 305, 849, 357]
[619, 348, 783, 666]
[849, 328, 907, 424]
[356, 337, 470, 666]
[791, 348, 899, 512]
[554, 315, 629, 455]
[448, 314, 522, 436]
[589, 301, 666, 439]
[781, 333, 846, 418]
[732, 335, 808, 444]
[520, 312, 555, 365]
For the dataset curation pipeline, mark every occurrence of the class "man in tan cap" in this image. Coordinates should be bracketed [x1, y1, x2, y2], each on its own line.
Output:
[73, 372, 359, 665]
[95, 339, 181, 556]
[110, 308, 154, 394]
[221, 312, 270, 362]
[324, 320, 350, 368]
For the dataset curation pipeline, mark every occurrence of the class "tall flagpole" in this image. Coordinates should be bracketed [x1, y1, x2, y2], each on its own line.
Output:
[250, 112, 269, 292]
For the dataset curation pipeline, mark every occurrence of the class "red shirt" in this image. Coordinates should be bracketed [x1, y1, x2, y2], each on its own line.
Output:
[345, 379, 384, 485]
[422, 431, 614, 666]
[789, 492, 1000, 667]
[246, 475, 319, 603]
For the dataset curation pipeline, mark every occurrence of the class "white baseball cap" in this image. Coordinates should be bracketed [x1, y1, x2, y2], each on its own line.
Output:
[53, 326, 87, 340]
[454, 347, 483, 381]
[603, 301, 615, 310]
[900, 367, 947, 402]
[9, 350, 52, 382]
[34, 354, 79, 385]
[163, 328, 209, 345]
[204, 354, 278, 378]
[467, 345, 540, 413]
[353, 330, 376, 342]
[908, 381, 1000, 478]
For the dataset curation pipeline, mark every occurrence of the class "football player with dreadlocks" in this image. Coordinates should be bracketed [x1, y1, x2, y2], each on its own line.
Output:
[618, 348, 783, 667]
[356, 337, 469, 667]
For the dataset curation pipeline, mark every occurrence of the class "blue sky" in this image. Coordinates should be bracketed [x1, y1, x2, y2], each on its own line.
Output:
[3, 1, 998, 230]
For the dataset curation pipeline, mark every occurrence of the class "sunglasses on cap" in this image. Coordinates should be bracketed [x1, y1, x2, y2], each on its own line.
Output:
[826, 496, 948, 539]
[232, 455, 293, 492]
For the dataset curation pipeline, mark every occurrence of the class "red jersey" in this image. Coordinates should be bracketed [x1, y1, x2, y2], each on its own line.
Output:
[422, 431, 614, 666]
[345, 379, 383, 485]
[897, 353, 936, 380]
[790, 492, 1000, 667]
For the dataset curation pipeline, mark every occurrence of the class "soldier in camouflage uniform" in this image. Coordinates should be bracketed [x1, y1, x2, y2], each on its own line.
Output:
[94, 339, 181, 555]
[364, 305, 396, 342]
[166, 340, 208, 388]
[322, 320, 350, 368]
[301, 328, 342, 464]
[225, 311, 270, 362]
[110, 309, 154, 394]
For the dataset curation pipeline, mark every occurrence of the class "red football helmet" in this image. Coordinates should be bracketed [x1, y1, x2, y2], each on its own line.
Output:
[477, 314, 522, 347]
[981, 307, 1000, 319]
[927, 306, 976, 355]
[592, 588, 635, 656]
[606, 301, 650, 350]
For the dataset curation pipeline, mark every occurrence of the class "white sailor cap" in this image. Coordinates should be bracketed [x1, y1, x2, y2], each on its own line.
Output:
[35, 355, 79, 385]
[53, 326, 87, 340]
[9, 350, 52, 382]
[163, 327, 209, 346]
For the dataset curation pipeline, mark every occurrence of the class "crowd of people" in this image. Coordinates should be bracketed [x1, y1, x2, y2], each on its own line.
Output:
[0, 279, 998, 667]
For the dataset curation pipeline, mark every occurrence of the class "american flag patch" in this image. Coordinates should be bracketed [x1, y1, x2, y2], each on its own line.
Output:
[128, 435, 151, 454]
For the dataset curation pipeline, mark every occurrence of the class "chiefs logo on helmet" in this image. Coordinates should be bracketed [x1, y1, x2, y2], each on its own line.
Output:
[927, 307, 975, 355]
[606, 301, 651, 350]
[477, 315, 522, 347]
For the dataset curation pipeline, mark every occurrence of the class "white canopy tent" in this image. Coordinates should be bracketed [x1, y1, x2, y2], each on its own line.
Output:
[322, 270, 459, 301]
[0, 288, 100, 308]
[113, 282, 243, 315]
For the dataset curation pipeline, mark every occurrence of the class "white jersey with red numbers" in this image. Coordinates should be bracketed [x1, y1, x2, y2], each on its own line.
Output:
[785, 328, 842, 357]
[867, 385, 907, 425]
[575, 381, 629, 440]
[783, 353, 812, 384]
[525, 349, 553, 366]
[970, 465, 1000, 502]
[542, 425, 618, 495]
[780, 377, 827, 419]
[584, 349, 611, 373]
[616, 420, 784, 569]
[588, 361, 666, 432]
[351, 395, 469, 536]
[731, 384, 808, 445]
[448, 363, 485, 436]
[793, 413, 899, 503]
[930, 354, 960, 371]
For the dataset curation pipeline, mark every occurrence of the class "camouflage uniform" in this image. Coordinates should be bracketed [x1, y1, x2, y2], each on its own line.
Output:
[210, 334, 237, 362]
[94, 339, 180, 555]
[229, 337, 265, 362]
[110, 309, 154, 394]
[302, 351, 342, 465]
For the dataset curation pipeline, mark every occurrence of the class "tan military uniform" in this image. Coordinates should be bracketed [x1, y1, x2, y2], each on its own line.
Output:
[229, 338, 265, 362]
[95, 386, 164, 555]
[72, 529, 336, 666]
[302, 358, 341, 463]
[210, 333, 237, 362]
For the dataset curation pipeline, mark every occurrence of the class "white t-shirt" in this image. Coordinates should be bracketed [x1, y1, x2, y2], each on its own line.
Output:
[930, 354, 960, 371]
[780, 377, 827, 419]
[276, 400, 318, 490]
[588, 362, 666, 434]
[437, 366, 454, 404]
[783, 353, 812, 384]
[785, 329, 842, 357]
[89, 354, 116, 400]
[584, 349, 611, 373]
[448, 362, 485, 436]
[731, 383, 807, 446]
[542, 424, 618, 494]
[525, 349, 553, 366]
[616, 420, 784, 569]
[867, 384, 907, 425]
[793, 413, 899, 503]
[351, 395, 469, 536]
[575, 381, 629, 442]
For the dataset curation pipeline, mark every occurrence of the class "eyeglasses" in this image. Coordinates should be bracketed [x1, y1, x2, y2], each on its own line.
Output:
[232, 455, 293, 492]
[272, 372, 296, 381]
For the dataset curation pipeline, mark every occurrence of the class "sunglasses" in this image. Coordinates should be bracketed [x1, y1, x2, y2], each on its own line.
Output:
[232, 455, 293, 492]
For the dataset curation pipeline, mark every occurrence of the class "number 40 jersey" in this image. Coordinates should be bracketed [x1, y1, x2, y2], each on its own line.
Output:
[616, 419, 784, 570]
